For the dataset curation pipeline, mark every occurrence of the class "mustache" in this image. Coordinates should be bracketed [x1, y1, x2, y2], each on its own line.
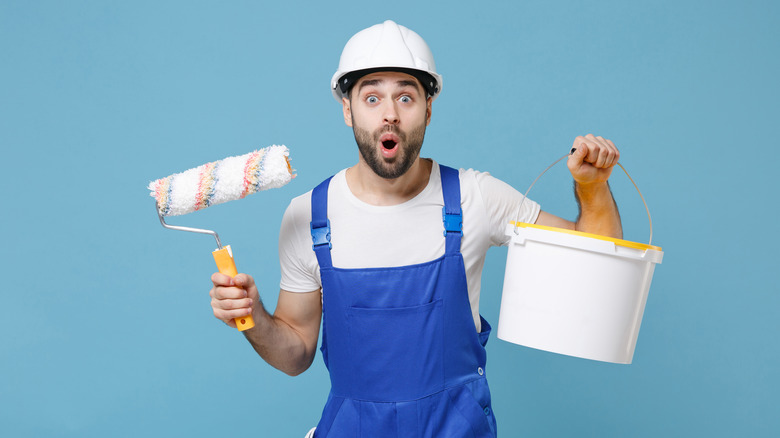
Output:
[375, 125, 405, 140]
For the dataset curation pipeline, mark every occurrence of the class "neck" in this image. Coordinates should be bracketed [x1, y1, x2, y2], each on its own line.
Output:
[346, 157, 432, 206]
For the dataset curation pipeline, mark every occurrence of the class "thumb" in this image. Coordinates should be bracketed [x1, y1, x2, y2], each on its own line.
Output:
[233, 273, 259, 298]
[568, 144, 587, 167]
[211, 272, 235, 287]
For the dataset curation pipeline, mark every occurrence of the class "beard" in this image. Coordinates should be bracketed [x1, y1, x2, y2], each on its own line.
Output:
[352, 120, 427, 179]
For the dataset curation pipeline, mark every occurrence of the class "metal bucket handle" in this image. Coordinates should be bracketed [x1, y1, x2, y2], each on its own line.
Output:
[513, 148, 655, 246]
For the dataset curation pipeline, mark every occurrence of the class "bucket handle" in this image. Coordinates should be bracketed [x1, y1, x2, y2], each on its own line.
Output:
[513, 148, 654, 246]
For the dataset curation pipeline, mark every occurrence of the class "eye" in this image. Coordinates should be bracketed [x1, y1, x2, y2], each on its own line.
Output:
[366, 96, 379, 104]
[399, 95, 412, 103]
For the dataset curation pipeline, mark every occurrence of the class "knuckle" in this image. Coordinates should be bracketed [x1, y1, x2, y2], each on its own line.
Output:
[221, 286, 238, 299]
[213, 298, 227, 311]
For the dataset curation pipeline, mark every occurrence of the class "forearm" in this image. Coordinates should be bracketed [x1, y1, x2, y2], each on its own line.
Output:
[574, 181, 622, 239]
[243, 304, 317, 376]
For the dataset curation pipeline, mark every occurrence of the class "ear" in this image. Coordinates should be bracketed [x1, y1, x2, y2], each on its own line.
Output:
[342, 97, 353, 127]
[425, 97, 433, 126]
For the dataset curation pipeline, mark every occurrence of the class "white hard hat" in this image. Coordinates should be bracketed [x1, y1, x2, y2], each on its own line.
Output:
[331, 20, 443, 103]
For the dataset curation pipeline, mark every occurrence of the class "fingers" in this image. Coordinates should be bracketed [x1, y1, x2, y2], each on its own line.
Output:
[210, 272, 256, 325]
[211, 285, 249, 303]
[594, 136, 619, 167]
[233, 274, 258, 296]
[571, 134, 620, 169]
[211, 272, 234, 287]
[211, 290, 253, 324]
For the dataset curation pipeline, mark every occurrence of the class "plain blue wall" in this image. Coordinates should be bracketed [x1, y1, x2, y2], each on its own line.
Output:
[2, 0, 777, 436]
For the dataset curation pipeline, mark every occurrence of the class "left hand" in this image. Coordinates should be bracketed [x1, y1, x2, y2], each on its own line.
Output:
[567, 134, 620, 185]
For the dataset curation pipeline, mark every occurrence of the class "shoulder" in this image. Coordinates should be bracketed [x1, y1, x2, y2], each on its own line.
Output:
[458, 167, 506, 186]
[426, 161, 502, 184]
[458, 167, 521, 200]
[282, 190, 312, 226]
[450, 166, 511, 201]
[284, 169, 350, 220]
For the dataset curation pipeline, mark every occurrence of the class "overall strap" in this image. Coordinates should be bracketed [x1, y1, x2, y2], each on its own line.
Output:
[439, 164, 463, 255]
[310, 176, 333, 269]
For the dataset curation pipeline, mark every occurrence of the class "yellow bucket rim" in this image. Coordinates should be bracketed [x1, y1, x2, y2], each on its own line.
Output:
[510, 221, 663, 252]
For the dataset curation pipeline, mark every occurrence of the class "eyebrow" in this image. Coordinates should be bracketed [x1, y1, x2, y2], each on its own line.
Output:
[357, 78, 422, 95]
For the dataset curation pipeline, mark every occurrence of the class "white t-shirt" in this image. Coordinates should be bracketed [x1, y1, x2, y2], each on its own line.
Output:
[278, 160, 540, 331]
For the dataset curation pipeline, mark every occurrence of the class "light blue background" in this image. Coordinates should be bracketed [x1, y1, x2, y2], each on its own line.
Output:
[2, 0, 777, 436]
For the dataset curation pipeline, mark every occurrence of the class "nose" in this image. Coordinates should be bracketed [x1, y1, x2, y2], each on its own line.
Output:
[382, 101, 399, 125]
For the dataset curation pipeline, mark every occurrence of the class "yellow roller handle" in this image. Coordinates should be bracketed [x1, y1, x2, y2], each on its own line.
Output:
[212, 245, 255, 331]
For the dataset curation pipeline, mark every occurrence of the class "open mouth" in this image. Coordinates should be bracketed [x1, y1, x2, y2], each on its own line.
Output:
[379, 132, 400, 150]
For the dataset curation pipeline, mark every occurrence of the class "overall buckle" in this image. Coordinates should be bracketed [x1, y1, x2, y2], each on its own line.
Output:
[442, 208, 463, 237]
[310, 219, 332, 250]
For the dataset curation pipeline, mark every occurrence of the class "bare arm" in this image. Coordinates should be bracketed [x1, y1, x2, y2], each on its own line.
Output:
[535, 134, 623, 239]
[210, 273, 322, 376]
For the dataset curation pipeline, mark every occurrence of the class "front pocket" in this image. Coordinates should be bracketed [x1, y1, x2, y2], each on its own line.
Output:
[446, 380, 496, 437]
[347, 299, 444, 401]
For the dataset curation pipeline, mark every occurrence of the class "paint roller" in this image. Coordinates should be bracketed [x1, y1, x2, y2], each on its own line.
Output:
[148, 145, 294, 331]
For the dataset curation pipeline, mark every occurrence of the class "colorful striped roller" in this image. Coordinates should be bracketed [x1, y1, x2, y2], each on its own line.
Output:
[148, 144, 294, 332]
[149, 145, 293, 217]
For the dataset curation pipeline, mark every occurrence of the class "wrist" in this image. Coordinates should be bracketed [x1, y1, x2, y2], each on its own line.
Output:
[575, 180, 610, 197]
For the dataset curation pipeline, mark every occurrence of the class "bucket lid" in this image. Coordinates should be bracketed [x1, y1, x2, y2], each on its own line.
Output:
[510, 221, 662, 252]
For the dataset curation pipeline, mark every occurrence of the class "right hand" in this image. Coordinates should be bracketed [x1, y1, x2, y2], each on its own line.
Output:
[210, 272, 258, 328]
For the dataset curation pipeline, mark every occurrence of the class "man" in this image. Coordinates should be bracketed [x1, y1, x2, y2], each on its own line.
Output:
[210, 20, 621, 437]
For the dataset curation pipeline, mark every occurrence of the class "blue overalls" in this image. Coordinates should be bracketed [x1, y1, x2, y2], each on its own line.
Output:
[309, 165, 497, 437]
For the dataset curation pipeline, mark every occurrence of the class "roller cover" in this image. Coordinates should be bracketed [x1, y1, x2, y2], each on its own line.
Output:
[149, 145, 293, 217]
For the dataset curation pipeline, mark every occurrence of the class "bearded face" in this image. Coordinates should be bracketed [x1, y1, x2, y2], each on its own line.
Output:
[352, 119, 427, 179]
[345, 72, 431, 179]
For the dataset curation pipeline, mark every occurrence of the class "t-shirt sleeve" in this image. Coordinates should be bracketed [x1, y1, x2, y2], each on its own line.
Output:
[278, 194, 322, 293]
[471, 170, 541, 246]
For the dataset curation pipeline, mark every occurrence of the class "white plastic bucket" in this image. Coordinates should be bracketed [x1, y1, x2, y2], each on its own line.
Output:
[497, 154, 663, 364]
